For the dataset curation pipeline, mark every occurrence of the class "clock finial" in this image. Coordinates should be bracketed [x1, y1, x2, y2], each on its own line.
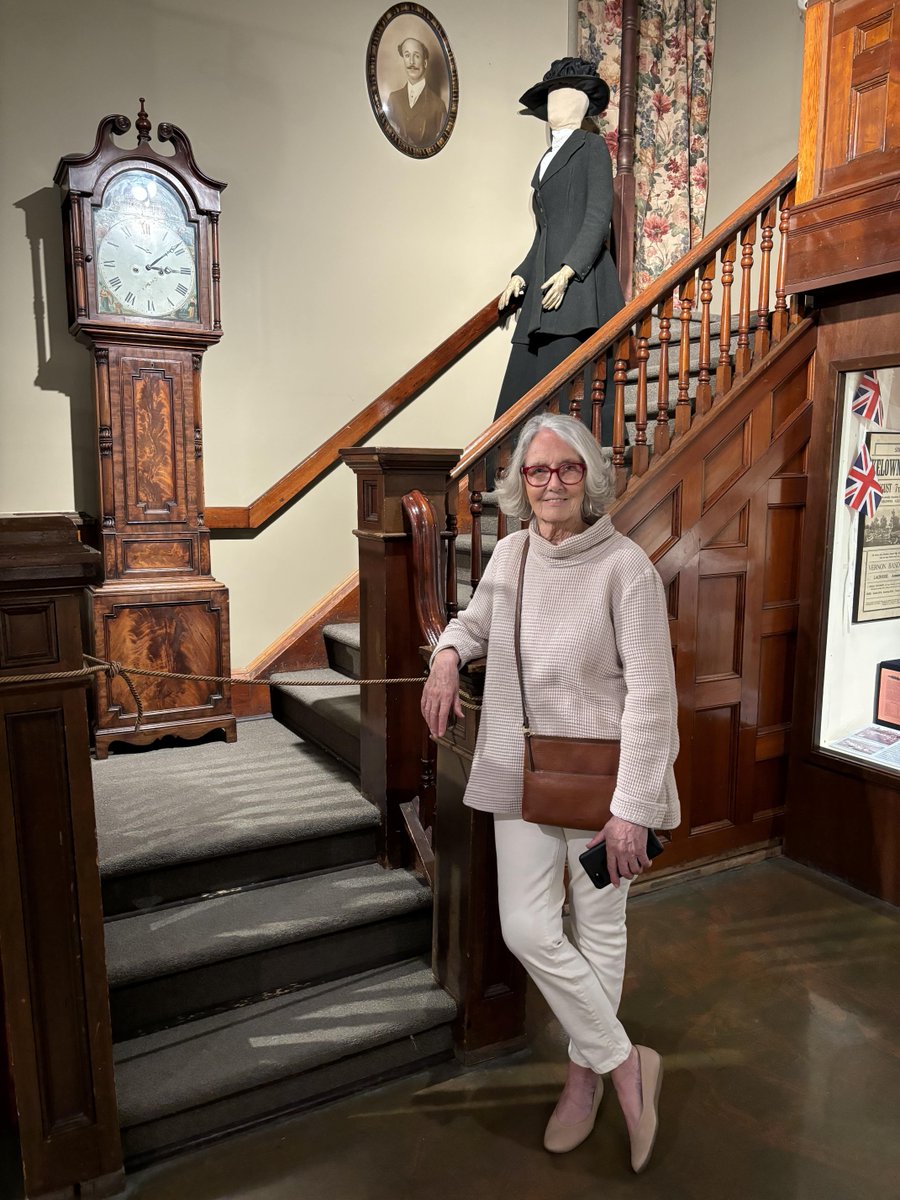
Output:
[136, 98, 151, 144]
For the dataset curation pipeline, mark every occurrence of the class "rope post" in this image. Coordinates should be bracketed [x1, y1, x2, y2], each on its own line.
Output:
[340, 447, 460, 869]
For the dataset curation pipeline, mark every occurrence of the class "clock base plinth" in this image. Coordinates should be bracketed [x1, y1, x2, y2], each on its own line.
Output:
[87, 577, 237, 758]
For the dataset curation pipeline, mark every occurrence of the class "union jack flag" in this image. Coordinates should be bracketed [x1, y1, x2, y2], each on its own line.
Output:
[844, 443, 883, 518]
[851, 370, 883, 425]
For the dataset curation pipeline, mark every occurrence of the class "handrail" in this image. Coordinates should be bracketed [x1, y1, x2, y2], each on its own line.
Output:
[452, 157, 798, 481]
[205, 296, 504, 530]
[401, 490, 446, 649]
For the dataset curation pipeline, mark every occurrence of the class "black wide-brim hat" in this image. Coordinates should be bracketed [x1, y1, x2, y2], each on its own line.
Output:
[519, 56, 610, 120]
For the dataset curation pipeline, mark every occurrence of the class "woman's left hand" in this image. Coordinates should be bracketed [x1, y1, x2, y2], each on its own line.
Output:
[587, 816, 651, 888]
[540, 265, 575, 310]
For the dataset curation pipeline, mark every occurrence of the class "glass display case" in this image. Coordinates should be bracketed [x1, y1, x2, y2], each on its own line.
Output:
[817, 364, 900, 772]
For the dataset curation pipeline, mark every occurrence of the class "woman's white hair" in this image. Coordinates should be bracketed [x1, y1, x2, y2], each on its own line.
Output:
[494, 412, 615, 523]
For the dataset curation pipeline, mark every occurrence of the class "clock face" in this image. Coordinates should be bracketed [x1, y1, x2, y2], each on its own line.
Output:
[92, 170, 199, 322]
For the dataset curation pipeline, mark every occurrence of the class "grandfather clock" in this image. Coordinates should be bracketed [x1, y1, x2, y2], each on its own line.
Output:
[55, 102, 236, 756]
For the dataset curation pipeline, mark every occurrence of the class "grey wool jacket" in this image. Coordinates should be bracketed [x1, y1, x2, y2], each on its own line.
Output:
[432, 518, 681, 830]
[512, 129, 624, 345]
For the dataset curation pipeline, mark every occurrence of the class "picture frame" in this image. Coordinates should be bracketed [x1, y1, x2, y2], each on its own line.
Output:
[366, 4, 458, 159]
[853, 428, 900, 623]
[874, 659, 900, 730]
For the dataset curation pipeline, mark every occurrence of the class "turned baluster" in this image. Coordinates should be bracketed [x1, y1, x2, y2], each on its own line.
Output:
[632, 315, 651, 477]
[734, 220, 757, 378]
[496, 438, 510, 541]
[772, 187, 794, 344]
[675, 275, 696, 436]
[590, 355, 607, 443]
[567, 369, 584, 423]
[654, 295, 673, 457]
[469, 462, 486, 593]
[612, 337, 629, 495]
[754, 202, 777, 359]
[444, 499, 459, 622]
[696, 257, 715, 415]
[716, 237, 737, 399]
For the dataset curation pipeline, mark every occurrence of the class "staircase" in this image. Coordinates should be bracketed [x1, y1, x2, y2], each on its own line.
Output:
[93, 719, 455, 1164]
[271, 311, 726, 717]
[92, 159, 803, 1167]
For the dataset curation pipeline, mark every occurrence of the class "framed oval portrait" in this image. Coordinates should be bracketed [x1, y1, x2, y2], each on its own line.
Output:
[366, 4, 458, 159]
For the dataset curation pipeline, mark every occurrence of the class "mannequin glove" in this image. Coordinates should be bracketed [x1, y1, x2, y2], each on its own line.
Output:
[499, 275, 527, 311]
[540, 265, 575, 311]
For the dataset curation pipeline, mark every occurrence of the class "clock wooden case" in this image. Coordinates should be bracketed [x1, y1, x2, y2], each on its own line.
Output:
[55, 101, 236, 756]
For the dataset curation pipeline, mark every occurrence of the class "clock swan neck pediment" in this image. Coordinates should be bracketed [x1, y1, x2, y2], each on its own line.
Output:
[54, 102, 224, 213]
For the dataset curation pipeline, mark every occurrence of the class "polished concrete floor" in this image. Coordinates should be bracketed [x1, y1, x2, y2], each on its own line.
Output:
[7, 857, 900, 1199]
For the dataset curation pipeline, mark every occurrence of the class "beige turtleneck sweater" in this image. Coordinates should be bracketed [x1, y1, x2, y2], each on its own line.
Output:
[432, 516, 680, 830]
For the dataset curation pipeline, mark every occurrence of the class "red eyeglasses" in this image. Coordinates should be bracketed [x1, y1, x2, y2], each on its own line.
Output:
[520, 462, 587, 486]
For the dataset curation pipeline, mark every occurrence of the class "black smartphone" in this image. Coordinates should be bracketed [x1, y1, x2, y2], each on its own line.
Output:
[578, 830, 665, 889]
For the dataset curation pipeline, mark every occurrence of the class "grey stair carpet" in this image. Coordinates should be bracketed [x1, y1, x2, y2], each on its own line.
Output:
[93, 718, 376, 879]
[323, 622, 360, 652]
[324, 622, 361, 678]
[114, 959, 456, 1128]
[105, 863, 431, 988]
[270, 668, 362, 772]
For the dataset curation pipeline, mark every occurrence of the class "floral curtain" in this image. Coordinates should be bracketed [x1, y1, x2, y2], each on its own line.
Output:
[578, 0, 717, 292]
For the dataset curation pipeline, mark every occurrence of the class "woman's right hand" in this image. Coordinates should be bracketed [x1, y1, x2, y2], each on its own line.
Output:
[421, 648, 463, 738]
[498, 275, 526, 311]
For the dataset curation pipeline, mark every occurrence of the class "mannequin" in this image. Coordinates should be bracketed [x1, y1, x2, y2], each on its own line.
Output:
[493, 58, 623, 449]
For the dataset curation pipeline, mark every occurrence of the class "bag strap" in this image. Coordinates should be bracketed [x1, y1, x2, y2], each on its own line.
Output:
[513, 537, 531, 734]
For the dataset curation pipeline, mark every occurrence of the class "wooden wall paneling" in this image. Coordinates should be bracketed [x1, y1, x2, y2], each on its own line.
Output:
[786, 289, 900, 904]
[0, 517, 123, 1198]
[613, 325, 816, 867]
[785, 0, 900, 291]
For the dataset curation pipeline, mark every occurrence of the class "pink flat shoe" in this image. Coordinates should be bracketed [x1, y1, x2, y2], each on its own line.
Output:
[543, 1077, 604, 1154]
[629, 1045, 663, 1173]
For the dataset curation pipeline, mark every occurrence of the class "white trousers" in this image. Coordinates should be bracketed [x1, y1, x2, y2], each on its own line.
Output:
[494, 814, 633, 1075]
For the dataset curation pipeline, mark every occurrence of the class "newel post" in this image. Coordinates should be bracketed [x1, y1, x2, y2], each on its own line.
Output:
[0, 517, 124, 1199]
[340, 447, 460, 867]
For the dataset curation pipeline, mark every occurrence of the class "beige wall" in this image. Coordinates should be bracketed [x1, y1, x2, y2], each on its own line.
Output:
[0, 0, 807, 667]
[0, 0, 567, 663]
[705, 0, 806, 232]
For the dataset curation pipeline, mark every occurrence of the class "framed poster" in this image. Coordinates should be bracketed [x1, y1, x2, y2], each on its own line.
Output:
[853, 429, 900, 622]
[875, 659, 900, 729]
[366, 4, 458, 159]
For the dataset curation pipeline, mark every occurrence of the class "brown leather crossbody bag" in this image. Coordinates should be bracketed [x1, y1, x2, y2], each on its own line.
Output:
[514, 538, 620, 831]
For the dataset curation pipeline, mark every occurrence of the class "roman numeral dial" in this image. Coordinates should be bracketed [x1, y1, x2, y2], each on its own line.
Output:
[94, 206, 198, 321]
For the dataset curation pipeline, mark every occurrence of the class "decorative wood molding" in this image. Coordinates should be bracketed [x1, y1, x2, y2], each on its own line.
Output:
[205, 297, 503, 532]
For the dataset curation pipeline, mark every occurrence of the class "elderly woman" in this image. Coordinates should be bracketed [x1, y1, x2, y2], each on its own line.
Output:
[421, 412, 679, 1172]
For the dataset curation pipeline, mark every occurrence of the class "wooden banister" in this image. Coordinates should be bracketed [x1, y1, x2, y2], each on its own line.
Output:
[452, 157, 798, 480]
[205, 297, 503, 531]
[401, 490, 446, 649]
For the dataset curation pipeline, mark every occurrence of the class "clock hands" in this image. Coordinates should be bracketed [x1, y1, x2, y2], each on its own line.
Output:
[146, 245, 178, 270]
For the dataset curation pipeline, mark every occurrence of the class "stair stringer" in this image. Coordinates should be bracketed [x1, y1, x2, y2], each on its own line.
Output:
[610, 317, 818, 869]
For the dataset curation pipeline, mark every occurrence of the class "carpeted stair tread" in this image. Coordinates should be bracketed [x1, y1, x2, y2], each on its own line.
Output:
[94, 719, 376, 879]
[114, 959, 457, 1127]
[105, 864, 431, 987]
[322, 622, 360, 649]
[269, 669, 361, 734]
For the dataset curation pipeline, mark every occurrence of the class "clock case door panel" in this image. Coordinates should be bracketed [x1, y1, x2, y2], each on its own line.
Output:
[88, 581, 234, 759]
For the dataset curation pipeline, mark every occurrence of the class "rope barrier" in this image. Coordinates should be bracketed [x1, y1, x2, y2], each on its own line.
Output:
[0, 656, 482, 729]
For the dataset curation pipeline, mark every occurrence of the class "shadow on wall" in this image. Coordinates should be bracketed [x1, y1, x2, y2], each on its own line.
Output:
[13, 187, 97, 515]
